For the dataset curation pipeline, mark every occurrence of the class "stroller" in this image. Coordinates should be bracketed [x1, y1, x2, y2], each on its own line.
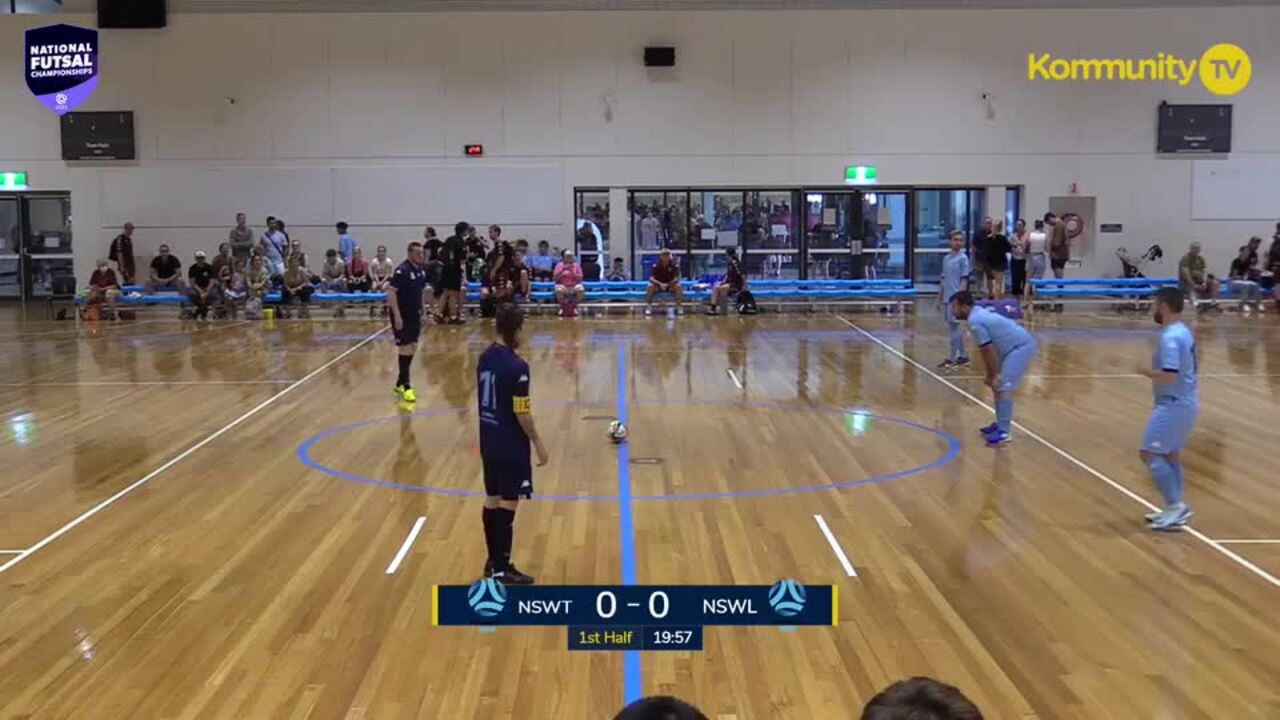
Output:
[1114, 243, 1166, 312]
[1116, 244, 1163, 278]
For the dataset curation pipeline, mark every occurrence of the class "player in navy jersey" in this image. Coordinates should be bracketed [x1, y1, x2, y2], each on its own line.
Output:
[950, 290, 1038, 447]
[477, 303, 548, 584]
[1138, 287, 1198, 531]
[387, 241, 430, 404]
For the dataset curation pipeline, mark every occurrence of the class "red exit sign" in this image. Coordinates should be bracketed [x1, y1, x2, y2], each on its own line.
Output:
[464, 144, 484, 156]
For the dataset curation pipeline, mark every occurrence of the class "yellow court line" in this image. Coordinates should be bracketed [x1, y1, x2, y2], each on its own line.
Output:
[432, 585, 439, 626]
[832, 585, 839, 626]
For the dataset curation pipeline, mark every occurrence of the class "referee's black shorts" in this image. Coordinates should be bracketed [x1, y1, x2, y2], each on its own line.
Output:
[483, 458, 534, 500]
[393, 313, 422, 346]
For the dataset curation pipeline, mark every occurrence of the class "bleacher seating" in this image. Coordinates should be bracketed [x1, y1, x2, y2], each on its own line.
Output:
[1031, 277, 1178, 299]
[79, 279, 916, 316]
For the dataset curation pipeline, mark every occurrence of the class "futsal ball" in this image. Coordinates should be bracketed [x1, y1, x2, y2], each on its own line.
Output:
[607, 420, 628, 444]
[768, 579, 807, 618]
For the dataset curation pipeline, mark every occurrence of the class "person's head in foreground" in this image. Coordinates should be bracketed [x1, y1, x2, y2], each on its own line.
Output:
[949, 289, 975, 321]
[861, 676, 984, 720]
[1152, 286, 1184, 326]
[613, 695, 708, 720]
[495, 302, 525, 351]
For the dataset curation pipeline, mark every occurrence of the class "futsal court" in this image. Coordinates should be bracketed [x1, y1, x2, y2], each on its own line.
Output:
[0, 307, 1277, 719]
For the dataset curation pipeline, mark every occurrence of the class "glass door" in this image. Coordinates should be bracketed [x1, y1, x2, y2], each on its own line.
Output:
[911, 188, 984, 291]
[861, 191, 909, 279]
[803, 191, 875, 280]
[0, 196, 19, 299]
[22, 195, 75, 299]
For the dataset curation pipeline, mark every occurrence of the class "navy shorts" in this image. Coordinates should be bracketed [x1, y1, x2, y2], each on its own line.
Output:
[483, 457, 533, 500]
[393, 314, 422, 346]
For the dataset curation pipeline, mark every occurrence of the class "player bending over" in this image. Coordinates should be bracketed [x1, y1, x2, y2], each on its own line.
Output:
[478, 303, 549, 584]
[950, 291, 1037, 447]
[1137, 287, 1198, 531]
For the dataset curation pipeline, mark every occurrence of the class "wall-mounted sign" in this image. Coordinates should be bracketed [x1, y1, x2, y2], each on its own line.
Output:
[25, 24, 99, 115]
[844, 165, 878, 185]
[0, 172, 29, 191]
[1100, 223, 1124, 233]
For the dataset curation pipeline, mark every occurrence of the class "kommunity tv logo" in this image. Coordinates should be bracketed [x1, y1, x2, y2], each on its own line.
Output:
[1028, 43, 1251, 96]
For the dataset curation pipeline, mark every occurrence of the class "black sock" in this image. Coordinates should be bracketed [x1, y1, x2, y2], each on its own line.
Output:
[495, 507, 516, 570]
[397, 353, 412, 388]
[481, 507, 500, 568]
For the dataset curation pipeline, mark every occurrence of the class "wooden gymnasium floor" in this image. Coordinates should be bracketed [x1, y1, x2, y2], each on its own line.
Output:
[0, 306, 1278, 719]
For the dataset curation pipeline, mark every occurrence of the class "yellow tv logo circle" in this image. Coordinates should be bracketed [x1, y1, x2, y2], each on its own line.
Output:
[1199, 44, 1251, 96]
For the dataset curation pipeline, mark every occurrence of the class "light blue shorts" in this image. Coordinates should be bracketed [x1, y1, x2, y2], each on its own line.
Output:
[1141, 401, 1197, 454]
[996, 340, 1037, 393]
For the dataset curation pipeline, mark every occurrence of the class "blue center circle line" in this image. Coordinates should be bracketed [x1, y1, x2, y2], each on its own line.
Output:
[295, 401, 961, 501]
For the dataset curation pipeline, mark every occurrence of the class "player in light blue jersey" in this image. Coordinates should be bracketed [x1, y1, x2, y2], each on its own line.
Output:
[1137, 287, 1198, 531]
[950, 290, 1038, 447]
[937, 230, 971, 370]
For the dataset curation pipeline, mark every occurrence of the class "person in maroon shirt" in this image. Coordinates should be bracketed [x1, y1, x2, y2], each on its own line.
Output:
[645, 248, 684, 316]
[707, 247, 746, 315]
[108, 222, 136, 283]
[86, 258, 122, 314]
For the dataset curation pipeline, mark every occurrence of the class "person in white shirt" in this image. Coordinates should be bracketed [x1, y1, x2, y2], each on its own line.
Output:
[1026, 219, 1049, 297]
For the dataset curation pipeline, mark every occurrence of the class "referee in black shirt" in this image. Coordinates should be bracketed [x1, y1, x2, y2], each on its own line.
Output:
[388, 241, 430, 404]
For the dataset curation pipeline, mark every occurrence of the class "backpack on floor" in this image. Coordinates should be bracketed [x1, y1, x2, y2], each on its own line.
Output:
[479, 295, 497, 318]
[736, 290, 758, 315]
[245, 297, 263, 319]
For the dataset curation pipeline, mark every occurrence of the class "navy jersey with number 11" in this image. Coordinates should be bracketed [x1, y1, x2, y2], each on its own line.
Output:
[478, 343, 532, 463]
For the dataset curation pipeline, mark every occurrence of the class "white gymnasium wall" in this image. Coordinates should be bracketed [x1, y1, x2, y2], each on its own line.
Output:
[1, 7, 1279, 278]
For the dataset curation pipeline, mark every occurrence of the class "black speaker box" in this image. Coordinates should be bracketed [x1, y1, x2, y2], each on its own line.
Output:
[99, 0, 167, 29]
[644, 47, 676, 68]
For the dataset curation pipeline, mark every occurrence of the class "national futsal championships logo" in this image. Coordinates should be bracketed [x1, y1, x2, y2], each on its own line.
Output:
[468, 578, 508, 618]
[1028, 43, 1251, 96]
[24, 23, 100, 115]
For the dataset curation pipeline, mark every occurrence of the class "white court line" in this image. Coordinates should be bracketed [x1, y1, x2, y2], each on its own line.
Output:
[0, 550, 24, 555]
[946, 373, 1280, 381]
[0, 380, 299, 387]
[385, 516, 427, 575]
[0, 326, 388, 575]
[1217, 539, 1280, 545]
[814, 515, 857, 577]
[727, 368, 744, 389]
[836, 315, 1280, 590]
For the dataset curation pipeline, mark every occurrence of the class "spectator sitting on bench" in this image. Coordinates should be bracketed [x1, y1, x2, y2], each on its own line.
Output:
[581, 253, 603, 281]
[554, 249, 585, 317]
[491, 241, 529, 304]
[645, 248, 683, 316]
[529, 240, 556, 281]
[146, 244, 185, 293]
[187, 250, 221, 321]
[605, 257, 628, 281]
[1228, 244, 1262, 314]
[221, 257, 248, 319]
[320, 248, 348, 292]
[708, 246, 746, 315]
[86, 258, 122, 316]
[279, 254, 315, 319]
[370, 245, 395, 293]
[247, 255, 271, 302]
[211, 242, 234, 277]
[1178, 241, 1219, 308]
[347, 247, 372, 293]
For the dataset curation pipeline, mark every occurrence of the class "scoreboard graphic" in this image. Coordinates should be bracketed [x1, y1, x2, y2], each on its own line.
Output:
[433, 579, 837, 652]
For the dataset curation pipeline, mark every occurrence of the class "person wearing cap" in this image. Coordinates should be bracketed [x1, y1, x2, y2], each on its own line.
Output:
[645, 248, 684, 316]
[187, 250, 221, 320]
[553, 249, 585, 317]
[146, 244, 185, 293]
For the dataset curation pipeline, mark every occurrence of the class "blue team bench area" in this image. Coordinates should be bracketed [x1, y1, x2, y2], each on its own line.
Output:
[81, 278, 916, 312]
[1030, 277, 1178, 298]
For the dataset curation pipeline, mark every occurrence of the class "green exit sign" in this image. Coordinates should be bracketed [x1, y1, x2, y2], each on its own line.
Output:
[844, 165, 877, 185]
[0, 172, 29, 191]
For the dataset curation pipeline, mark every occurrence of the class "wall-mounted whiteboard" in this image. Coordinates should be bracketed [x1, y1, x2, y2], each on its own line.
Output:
[333, 165, 564, 226]
[1191, 157, 1280, 221]
[101, 168, 334, 227]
